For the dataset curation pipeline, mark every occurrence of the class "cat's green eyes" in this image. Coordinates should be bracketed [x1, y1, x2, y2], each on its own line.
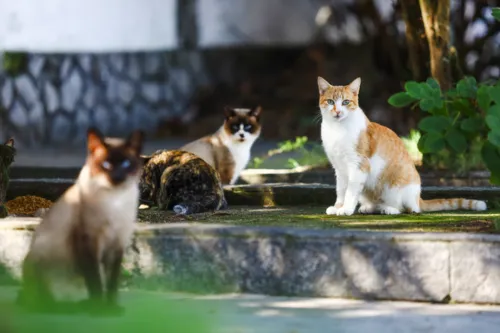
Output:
[342, 100, 350, 105]
[327, 99, 334, 105]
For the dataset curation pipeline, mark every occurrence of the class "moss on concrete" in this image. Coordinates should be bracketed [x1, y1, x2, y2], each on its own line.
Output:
[138, 206, 500, 234]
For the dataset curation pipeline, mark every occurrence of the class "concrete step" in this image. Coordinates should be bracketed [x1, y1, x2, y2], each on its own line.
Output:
[1, 217, 500, 305]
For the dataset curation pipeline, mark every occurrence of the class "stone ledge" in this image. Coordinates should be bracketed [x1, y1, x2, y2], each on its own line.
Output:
[1, 217, 500, 304]
[8, 180, 499, 206]
[240, 168, 492, 187]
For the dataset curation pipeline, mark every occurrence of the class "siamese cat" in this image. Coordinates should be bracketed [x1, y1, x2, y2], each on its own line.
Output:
[17, 128, 144, 315]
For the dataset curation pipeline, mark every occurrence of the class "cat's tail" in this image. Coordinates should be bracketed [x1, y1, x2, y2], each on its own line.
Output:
[419, 198, 487, 212]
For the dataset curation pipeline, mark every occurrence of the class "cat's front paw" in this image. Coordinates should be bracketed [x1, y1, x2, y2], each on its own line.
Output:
[379, 206, 401, 215]
[335, 206, 355, 216]
[326, 206, 339, 215]
[358, 204, 375, 214]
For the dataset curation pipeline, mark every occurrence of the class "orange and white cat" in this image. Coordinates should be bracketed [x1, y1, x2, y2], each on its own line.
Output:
[318, 76, 487, 216]
[180, 106, 262, 185]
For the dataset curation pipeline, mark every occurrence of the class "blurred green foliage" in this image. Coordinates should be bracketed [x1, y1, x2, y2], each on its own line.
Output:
[0, 289, 217, 333]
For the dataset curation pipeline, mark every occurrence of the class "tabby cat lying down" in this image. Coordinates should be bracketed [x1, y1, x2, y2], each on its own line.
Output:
[139, 150, 227, 215]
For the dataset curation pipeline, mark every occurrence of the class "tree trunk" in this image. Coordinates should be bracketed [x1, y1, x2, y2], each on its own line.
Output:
[400, 0, 430, 82]
[418, 0, 452, 90]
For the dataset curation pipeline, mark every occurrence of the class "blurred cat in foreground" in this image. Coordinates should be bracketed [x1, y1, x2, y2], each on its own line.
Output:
[18, 128, 144, 316]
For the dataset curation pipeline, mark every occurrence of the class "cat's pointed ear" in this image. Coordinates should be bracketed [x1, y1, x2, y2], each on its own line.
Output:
[348, 77, 361, 95]
[5, 137, 14, 147]
[318, 76, 331, 95]
[87, 127, 105, 154]
[249, 105, 262, 118]
[223, 106, 235, 119]
[126, 130, 145, 156]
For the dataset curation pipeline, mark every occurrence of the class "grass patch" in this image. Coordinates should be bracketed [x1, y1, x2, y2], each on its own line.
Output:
[138, 206, 500, 234]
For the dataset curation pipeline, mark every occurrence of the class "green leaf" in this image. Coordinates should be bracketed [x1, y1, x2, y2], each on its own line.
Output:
[419, 99, 435, 111]
[418, 116, 452, 133]
[457, 76, 477, 98]
[388, 92, 417, 107]
[477, 85, 492, 111]
[460, 117, 484, 132]
[488, 104, 500, 117]
[492, 8, 500, 21]
[450, 98, 476, 117]
[417, 134, 427, 152]
[445, 128, 467, 153]
[426, 78, 440, 90]
[422, 132, 446, 153]
[486, 115, 500, 130]
[488, 131, 500, 147]
[405, 81, 424, 98]
[446, 88, 459, 99]
[482, 140, 500, 179]
[491, 86, 500, 105]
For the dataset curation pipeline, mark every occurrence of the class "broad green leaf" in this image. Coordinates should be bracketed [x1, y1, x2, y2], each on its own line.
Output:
[417, 134, 427, 152]
[477, 85, 492, 111]
[482, 141, 500, 184]
[445, 128, 467, 153]
[490, 172, 500, 185]
[418, 116, 452, 133]
[491, 85, 500, 105]
[405, 81, 426, 99]
[422, 132, 446, 153]
[419, 99, 435, 111]
[488, 104, 500, 117]
[446, 88, 459, 98]
[457, 76, 477, 98]
[450, 98, 476, 117]
[485, 115, 500, 130]
[460, 117, 484, 132]
[492, 7, 500, 21]
[488, 131, 500, 147]
[426, 78, 441, 90]
[388, 92, 417, 107]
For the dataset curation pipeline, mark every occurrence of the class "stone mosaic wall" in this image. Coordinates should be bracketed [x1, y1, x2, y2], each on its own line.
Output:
[0, 0, 392, 146]
[0, 52, 209, 146]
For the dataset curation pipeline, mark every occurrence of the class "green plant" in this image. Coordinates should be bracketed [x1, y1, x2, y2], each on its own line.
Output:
[248, 136, 329, 169]
[388, 75, 500, 181]
[2, 52, 28, 76]
[401, 130, 423, 165]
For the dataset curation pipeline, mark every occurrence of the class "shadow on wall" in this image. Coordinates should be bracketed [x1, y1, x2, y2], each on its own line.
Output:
[126, 227, 448, 302]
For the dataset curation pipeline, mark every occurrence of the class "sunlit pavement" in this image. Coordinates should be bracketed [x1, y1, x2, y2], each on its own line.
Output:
[1, 287, 500, 332]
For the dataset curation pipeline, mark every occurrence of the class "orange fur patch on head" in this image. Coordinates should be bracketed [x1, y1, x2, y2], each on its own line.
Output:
[318, 77, 360, 112]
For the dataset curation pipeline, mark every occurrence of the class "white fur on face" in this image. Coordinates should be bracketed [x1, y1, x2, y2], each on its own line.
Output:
[229, 124, 260, 143]
[320, 98, 352, 122]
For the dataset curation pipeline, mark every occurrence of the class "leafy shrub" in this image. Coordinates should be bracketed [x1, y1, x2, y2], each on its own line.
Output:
[388, 76, 500, 182]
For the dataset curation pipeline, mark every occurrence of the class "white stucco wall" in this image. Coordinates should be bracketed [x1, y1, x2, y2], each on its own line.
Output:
[197, 0, 319, 47]
[0, 0, 178, 52]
